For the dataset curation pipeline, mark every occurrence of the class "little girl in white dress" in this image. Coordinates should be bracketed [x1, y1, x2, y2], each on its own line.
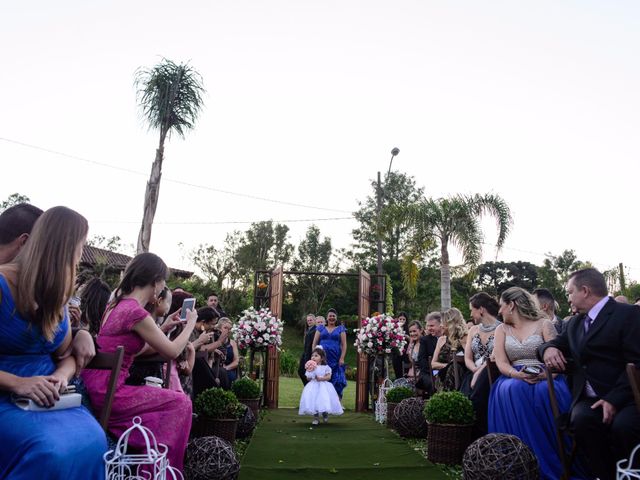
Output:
[299, 346, 344, 425]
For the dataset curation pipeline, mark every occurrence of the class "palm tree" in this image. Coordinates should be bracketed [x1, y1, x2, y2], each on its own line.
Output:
[135, 59, 205, 253]
[392, 193, 512, 309]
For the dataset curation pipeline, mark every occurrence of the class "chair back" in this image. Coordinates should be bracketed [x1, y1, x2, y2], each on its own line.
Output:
[133, 353, 173, 389]
[627, 363, 640, 412]
[486, 359, 500, 386]
[85, 346, 125, 432]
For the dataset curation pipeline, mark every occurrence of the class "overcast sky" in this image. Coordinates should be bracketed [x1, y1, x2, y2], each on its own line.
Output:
[1, 1, 639, 281]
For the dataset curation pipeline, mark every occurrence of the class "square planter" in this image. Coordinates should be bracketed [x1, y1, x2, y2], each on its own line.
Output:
[426, 422, 473, 465]
[192, 416, 238, 444]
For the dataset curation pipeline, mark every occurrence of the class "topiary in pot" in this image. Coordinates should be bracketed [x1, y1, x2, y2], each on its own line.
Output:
[423, 391, 475, 465]
[193, 388, 244, 443]
[385, 386, 414, 430]
[231, 377, 261, 419]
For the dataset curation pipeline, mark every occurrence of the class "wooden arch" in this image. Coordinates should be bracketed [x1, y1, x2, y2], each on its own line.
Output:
[255, 267, 381, 412]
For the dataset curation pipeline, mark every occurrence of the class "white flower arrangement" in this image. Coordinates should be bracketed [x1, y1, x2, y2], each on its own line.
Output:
[353, 313, 407, 356]
[232, 307, 283, 351]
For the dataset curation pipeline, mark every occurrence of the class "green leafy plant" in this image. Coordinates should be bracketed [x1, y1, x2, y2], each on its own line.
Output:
[386, 386, 414, 404]
[232, 377, 261, 399]
[194, 387, 244, 419]
[423, 391, 475, 425]
[279, 349, 298, 377]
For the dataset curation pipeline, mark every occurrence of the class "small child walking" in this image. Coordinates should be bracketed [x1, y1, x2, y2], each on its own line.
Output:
[298, 346, 344, 425]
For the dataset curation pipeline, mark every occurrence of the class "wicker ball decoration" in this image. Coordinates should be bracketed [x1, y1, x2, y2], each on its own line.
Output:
[184, 436, 240, 480]
[394, 397, 427, 438]
[236, 405, 257, 440]
[462, 433, 539, 480]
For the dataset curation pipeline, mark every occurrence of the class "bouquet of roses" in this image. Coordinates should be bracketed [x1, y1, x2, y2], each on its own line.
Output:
[304, 360, 317, 372]
[232, 307, 283, 351]
[353, 313, 407, 356]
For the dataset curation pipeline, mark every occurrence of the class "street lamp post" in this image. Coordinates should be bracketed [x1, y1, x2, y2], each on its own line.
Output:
[375, 147, 400, 311]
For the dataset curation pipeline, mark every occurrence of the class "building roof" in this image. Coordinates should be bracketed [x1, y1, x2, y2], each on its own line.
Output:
[81, 245, 193, 279]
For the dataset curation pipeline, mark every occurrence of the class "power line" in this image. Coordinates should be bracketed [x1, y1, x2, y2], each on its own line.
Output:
[0, 136, 353, 214]
[92, 216, 355, 225]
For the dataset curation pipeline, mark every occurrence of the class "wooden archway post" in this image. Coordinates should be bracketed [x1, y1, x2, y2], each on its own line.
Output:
[356, 269, 371, 412]
[265, 266, 283, 408]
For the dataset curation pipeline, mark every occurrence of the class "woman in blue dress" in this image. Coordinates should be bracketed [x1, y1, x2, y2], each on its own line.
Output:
[488, 287, 582, 480]
[0, 206, 106, 479]
[312, 308, 347, 398]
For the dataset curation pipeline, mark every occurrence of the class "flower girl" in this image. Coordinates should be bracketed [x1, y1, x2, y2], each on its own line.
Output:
[298, 346, 344, 425]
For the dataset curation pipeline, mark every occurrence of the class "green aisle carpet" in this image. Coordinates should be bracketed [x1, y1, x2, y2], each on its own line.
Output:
[239, 409, 448, 480]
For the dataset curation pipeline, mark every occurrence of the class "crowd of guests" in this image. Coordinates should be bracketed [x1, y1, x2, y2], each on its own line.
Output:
[390, 275, 640, 480]
[0, 203, 244, 478]
[1, 202, 640, 480]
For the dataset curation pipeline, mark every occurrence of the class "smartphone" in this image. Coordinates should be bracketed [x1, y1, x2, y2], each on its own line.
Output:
[180, 298, 196, 321]
[522, 365, 543, 376]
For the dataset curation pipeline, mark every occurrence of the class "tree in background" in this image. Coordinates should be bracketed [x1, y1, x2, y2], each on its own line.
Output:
[350, 171, 424, 267]
[289, 225, 335, 325]
[235, 221, 293, 282]
[475, 261, 538, 297]
[537, 249, 590, 315]
[392, 193, 513, 310]
[135, 58, 205, 253]
[0, 193, 31, 213]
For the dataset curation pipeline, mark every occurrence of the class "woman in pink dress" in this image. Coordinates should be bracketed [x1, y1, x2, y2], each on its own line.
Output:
[82, 253, 197, 471]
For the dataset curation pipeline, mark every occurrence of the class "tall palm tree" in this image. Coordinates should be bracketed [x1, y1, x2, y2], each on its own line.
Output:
[392, 193, 512, 309]
[135, 59, 205, 253]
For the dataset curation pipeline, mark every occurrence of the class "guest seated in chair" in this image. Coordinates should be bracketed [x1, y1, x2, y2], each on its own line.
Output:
[0, 206, 107, 479]
[489, 287, 572, 480]
[431, 308, 468, 391]
[540, 268, 640, 480]
[82, 252, 196, 472]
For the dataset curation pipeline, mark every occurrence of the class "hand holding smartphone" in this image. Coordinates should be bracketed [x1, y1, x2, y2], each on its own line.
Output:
[180, 298, 196, 321]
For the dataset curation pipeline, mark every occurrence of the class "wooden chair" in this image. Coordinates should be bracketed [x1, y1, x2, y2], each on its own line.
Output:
[627, 363, 640, 412]
[133, 353, 173, 389]
[486, 359, 500, 387]
[85, 346, 124, 432]
[545, 367, 576, 480]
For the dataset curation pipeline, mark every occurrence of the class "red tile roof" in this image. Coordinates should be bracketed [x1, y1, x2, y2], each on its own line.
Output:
[81, 245, 193, 278]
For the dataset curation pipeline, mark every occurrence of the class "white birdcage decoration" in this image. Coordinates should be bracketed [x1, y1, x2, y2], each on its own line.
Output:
[104, 416, 184, 480]
[617, 443, 640, 479]
[375, 378, 393, 424]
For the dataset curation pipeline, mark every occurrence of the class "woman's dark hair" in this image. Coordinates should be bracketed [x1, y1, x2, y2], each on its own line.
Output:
[312, 346, 327, 365]
[469, 292, 499, 317]
[111, 253, 168, 307]
[396, 311, 409, 321]
[196, 306, 218, 323]
[327, 308, 337, 315]
[169, 289, 194, 316]
[80, 277, 111, 337]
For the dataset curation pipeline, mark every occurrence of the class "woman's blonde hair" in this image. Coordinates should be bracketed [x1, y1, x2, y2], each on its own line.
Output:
[14, 206, 88, 341]
[442, 307, 468, 350]
[500, 287, 544, 322]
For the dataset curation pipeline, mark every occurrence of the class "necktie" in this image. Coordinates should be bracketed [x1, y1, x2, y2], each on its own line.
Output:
[582, 314, 598, 397]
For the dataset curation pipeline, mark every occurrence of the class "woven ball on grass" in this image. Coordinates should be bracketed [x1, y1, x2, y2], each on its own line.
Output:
[394, 397, 427, 438]
[236, 405, 257, 440]
[184, 435, 240, 480]
[462, 433, 539, 480]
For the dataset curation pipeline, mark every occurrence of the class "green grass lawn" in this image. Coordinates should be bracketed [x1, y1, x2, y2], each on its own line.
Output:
[278, 375, 356, 410]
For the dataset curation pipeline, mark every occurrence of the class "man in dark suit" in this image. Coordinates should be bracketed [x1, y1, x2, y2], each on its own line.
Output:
[415, 312, 443, 395]
[539, 268, 640, 480]
[298, 314, 317, 385]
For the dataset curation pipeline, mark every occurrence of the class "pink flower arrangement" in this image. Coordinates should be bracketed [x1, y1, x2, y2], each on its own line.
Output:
[353, 313, 407, 356]
[304, 360, 317, 372]
[232, 307, 283, 351]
